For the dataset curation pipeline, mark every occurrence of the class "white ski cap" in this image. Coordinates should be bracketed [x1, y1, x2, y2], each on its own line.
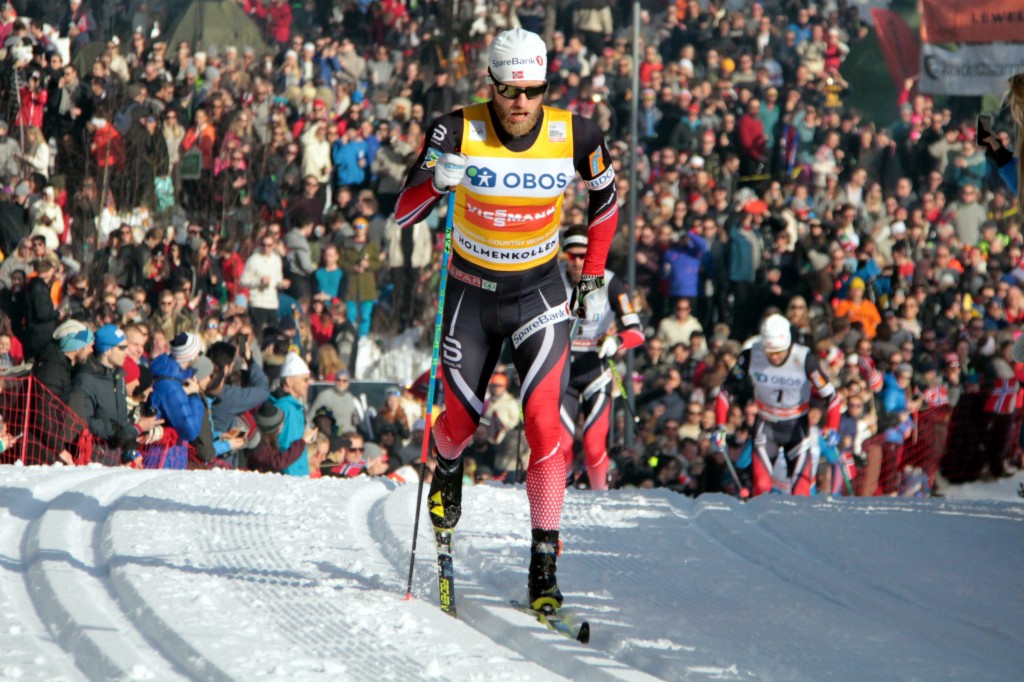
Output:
[280, 351, 311, 378]
[488, 29, 547, 83]
[760, 314, 792, 354]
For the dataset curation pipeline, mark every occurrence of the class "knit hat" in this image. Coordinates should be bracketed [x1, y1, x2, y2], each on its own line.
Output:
[95, 324, 127, 354]
[192, 356, 215, 382]
[54, 320, 94, 353]
[123, 356, 140, 385]
[171, 332, 201, 365]
[280, 351, 311, 378]
[255, 401, 284, 431]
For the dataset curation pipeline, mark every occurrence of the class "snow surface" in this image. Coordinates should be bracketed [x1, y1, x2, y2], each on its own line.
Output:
[1, 465, 1022, 681]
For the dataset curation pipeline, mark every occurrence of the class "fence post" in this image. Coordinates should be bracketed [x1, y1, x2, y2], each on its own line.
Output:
[20, 376, 32, 464]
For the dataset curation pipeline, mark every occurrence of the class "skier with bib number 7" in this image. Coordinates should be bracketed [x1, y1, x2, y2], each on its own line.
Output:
[392, 29, 618, 612]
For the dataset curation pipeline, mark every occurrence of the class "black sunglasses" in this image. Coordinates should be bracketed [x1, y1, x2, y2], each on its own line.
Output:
[488, 70, 547, 100]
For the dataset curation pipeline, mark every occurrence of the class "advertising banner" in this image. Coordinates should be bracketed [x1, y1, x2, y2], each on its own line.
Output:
[921, 0, 1024, 45]
[919, 43, 1024, 95]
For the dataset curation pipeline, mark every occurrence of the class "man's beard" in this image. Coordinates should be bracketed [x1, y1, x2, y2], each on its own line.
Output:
[494, 105, 542, 137]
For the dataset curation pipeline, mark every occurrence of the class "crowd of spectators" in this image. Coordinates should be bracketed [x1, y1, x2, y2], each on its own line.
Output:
[0, 0, 1019, 491]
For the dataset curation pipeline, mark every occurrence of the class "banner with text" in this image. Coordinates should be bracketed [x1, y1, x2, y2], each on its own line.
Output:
[921, 0, 1024, 45]
[919, 43, 1024, 95]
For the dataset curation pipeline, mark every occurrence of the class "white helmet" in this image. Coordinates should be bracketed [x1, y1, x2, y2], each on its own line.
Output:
[488, 29, 548, 83]
[760, 314, 792, 354]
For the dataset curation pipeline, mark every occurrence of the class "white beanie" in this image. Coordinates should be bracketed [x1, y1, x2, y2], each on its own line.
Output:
[488, 29, 547, 83]
[280, 351, 311, 378]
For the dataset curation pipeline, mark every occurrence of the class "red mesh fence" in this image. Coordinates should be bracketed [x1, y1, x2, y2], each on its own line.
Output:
[5, 369, 1018, 495]
[0, 375, 93, 466]
[849, 390, 1019, 496]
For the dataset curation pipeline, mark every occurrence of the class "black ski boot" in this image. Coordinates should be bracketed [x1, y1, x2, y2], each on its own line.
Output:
[428, 454, 463, 530]
[528, 529, 563, 609]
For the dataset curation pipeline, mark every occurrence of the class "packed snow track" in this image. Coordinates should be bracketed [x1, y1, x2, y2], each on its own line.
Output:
[1, 465, 1021, 681]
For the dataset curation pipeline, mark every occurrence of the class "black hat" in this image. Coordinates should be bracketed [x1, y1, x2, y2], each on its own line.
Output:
[133, 366, 154, 397]
[255, 401, 284, 432]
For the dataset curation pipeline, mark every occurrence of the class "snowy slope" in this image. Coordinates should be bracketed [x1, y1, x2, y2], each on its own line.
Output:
[1, 465, 1022, 681]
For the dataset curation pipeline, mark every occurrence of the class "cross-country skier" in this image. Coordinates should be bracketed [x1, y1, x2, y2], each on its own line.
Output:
[558, 226, 643, 489]
[714, 313, 841, 496]
[392, 28, 618, 609]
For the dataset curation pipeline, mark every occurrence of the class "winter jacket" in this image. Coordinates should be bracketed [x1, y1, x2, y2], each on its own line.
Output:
[270, 391, 309, 477]
[338, 240, 381, 303]
[247, 437, 306, 473]
[69, 356, 132, 445]
[239, 250, 284, 311]
[332, 138, 367, 188]
[149, 354, 205, 443]
[308, 386, 359, 433]
[211, 360, 270, 433]
[728, 224, 762, 283]
[32, 340, 74, 405]
[283, 228, 315, 277]
[880, 372, 907, 416]
[25, 277, 58, 357]
[662, 233, 708, 299]
[0, 136, 21, 182]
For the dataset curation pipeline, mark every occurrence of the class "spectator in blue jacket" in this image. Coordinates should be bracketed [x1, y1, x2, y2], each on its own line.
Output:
[880, 362, 914, 416]
[270, 351, 312, 477]
[149, 333, 206, 445]
[332, 126, 367, 189]
[661, 229, 708, 308]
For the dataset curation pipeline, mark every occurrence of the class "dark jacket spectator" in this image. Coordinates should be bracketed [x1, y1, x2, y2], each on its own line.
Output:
[25, 260, 59, 358]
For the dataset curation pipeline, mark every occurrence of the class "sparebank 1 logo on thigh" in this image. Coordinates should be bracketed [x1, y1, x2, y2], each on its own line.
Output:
[442, 335, 462, 368]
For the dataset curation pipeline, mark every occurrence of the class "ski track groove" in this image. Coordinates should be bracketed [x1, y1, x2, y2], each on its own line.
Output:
[196, 480, 429, 681]
[0, 467, 102, 682]
[21, 469, 186, 681]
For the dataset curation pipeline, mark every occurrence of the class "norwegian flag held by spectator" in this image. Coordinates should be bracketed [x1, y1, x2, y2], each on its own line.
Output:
[985, 378, 1018, 415]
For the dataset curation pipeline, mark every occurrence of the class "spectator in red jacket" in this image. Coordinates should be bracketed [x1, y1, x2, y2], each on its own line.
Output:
[247, 0, 293, 47]
[88, 117, 124, 171]
[737, 99, 767, 175]
[16, 71, 47, 129]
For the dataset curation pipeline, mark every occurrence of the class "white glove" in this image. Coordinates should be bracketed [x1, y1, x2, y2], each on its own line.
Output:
[432, 152, 467, 192]
[598, 335, 620, 359]
[569, 274, 607, 323]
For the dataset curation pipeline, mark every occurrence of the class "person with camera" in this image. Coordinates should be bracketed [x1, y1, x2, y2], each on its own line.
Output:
[391, 28, 618, 609]
[205, 340, 270, 435]
[14, 69, 47, 130]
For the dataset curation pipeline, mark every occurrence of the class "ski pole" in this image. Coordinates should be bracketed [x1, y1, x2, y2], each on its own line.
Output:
[405, 190, 454, 601]
[606, 358, 642, 443]
[719, 446, 750, 500]
[836, 451, 856, 497]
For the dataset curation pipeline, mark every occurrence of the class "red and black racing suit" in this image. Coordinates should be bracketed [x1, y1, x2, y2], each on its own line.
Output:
[393, 102, 617, 530]
[558, 265, 643, 489]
